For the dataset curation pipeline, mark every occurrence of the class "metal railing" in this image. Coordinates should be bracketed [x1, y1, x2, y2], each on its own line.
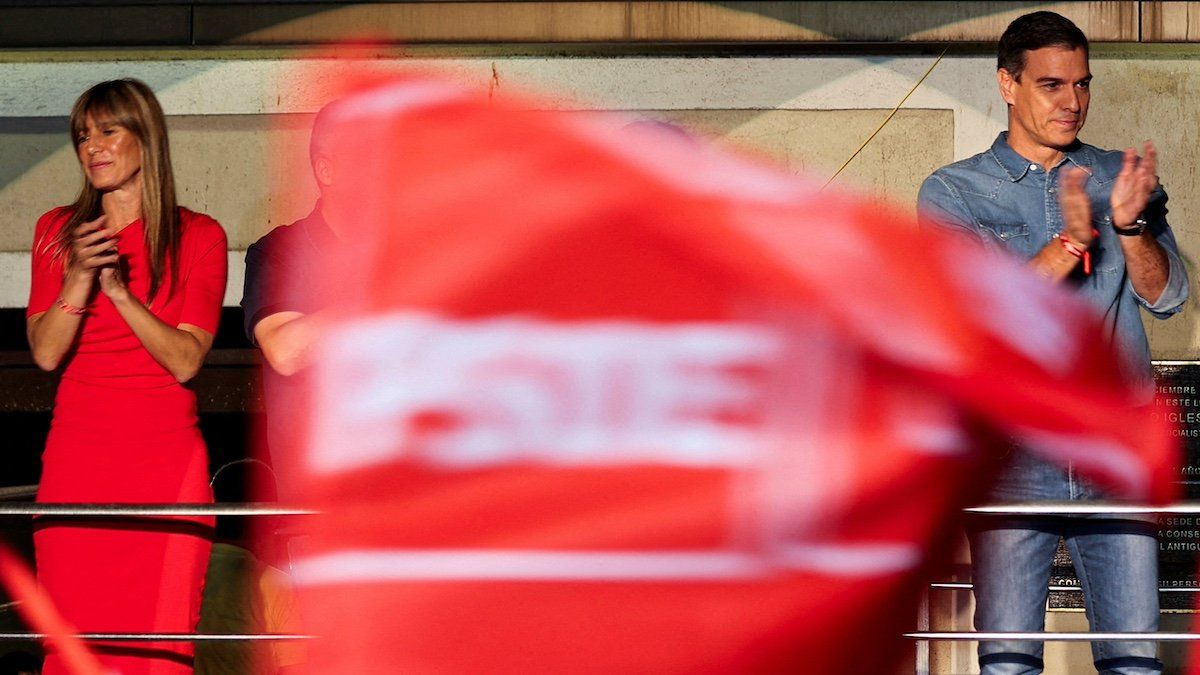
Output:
[907, 631, 1200, 642]
[0, 633, 312, 642]
[913, 500, 1200, 674]
[0, 486, 316, 645]
[930, 581, 1200, 593]
[0, 503, 313, 517]
[965, 502, 1200, 516]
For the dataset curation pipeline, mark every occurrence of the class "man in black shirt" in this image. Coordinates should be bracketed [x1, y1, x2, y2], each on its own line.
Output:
[242, 103, 349, 492]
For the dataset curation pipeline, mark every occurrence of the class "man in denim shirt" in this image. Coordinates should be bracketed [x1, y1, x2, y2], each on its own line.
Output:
[918, 11, 1187, 675]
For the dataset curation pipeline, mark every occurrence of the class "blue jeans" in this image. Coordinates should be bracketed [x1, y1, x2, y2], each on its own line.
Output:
[968, 452, 1162, 675]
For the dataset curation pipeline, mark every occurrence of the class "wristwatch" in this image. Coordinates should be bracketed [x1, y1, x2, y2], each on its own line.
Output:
[1109, 213, 1148, 236]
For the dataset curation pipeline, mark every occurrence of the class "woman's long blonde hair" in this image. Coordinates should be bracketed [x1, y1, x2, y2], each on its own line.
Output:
[50, 78, 180, 302]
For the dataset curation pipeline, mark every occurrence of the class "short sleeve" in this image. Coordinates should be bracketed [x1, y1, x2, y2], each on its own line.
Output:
[241, 239, 278, 345]
[178, 218, 228, 336]
[241, 228, 309, 346]
[27, 208, 70, 318]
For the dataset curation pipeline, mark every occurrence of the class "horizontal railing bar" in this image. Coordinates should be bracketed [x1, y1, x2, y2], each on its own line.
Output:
[930, 582, 1200, 593]
[906, 632, 1200, 642]
[0, 485, 37, 502]
[0, 503, 314, 517]
[0, 633, 312, 642]
[966, 502, 1200, 515]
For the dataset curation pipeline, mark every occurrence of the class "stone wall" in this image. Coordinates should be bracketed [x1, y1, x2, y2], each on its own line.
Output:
[4, 49, 1199, 362]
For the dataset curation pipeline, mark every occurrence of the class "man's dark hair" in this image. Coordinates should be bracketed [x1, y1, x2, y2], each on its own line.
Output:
[997, 11, 1088, 80]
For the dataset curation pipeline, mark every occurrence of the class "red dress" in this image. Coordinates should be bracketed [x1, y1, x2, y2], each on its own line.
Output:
[27, 207, 228, 674]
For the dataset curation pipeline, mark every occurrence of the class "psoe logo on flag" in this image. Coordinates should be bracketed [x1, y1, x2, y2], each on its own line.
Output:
[306, 313, 783, 474]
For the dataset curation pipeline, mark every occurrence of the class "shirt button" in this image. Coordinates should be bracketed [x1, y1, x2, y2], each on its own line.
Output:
[1030, 163, 1039, 171]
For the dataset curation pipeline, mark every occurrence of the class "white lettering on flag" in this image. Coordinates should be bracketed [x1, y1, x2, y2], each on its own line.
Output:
[308, 314, 782, 474]
[291, 544, 921, 585]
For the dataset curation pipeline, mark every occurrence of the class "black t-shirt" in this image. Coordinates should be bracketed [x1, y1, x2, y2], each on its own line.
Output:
[241, 204, 336, 495]
[242, 204, 335, 344]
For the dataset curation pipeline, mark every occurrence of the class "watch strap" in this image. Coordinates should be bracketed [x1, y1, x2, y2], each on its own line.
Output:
[1112, 215, 1148, 236]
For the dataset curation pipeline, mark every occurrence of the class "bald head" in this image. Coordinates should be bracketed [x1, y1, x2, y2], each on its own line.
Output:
[310, 101, 341, 191]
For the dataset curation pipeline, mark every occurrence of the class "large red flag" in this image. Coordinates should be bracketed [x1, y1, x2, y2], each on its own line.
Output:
[276, 74, 1177, 673]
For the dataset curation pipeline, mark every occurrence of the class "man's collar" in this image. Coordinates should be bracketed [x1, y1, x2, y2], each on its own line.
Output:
[302, 199, 338, 246]
[1061, 142, 1095, 176]
[988, 131, 1093, 182]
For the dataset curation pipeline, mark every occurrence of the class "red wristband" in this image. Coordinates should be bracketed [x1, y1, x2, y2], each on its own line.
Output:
[55, 297, 85, 316]
[1058, 235, 1092, 275]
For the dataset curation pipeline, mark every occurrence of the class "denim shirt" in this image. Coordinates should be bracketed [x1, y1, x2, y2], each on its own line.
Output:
[918, 132, 1188, 391]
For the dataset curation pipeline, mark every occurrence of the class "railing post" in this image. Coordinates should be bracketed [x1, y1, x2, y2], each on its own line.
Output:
[916, 585, 930, 675]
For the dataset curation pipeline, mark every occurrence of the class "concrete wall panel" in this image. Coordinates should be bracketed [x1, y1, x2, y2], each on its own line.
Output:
[1083, 58, 1200, 359]
[0, 118, 79, 246]
[1, 52, 1197, 361]
[661, 108, 954, 213]
[0, 115, 316, 252]
[170, 114, 317, 249]
[0, 106, 950, 252]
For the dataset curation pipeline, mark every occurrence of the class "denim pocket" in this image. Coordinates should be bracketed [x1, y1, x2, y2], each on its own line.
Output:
[982, 221, 1029, 242]
[971, 197, 1030, 243]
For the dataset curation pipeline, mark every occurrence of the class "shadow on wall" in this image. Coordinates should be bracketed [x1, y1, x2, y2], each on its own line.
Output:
[0, 1, 1099, 48]
[702, 1, 1064, 39]
[0, 118, 69, 200]
[192, 1, 1077, 44]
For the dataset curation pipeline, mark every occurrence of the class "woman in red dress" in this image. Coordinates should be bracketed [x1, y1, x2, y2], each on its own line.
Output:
[26, 79, 227, 674]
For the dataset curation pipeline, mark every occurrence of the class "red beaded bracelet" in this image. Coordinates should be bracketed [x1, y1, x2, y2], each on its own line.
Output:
[55, 297, 85, 316]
